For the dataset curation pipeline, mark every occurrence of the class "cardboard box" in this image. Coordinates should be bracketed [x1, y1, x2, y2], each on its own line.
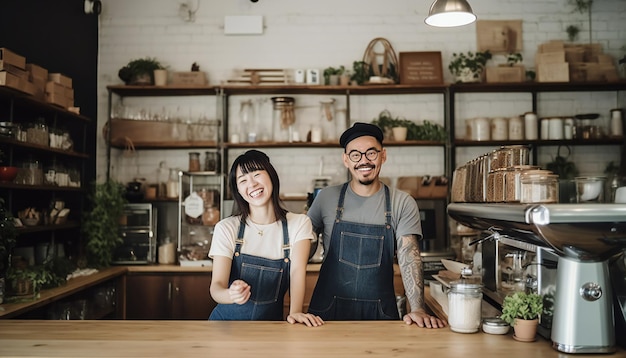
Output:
[20, 79, 36, 96]
[26, 63, 48, 81]
[535, 51, 565, 65]
[0, 48, 26, 69]
[0, 71, 21, 90]
[171, 71, 207, 86]
[48, 73, 72, 88]
[539, 41, 564, 53]
[45, 80, 67, 107]
[397, 176, 448, 199]
[537, 63, 569, 82]
[564, 46, 585, 63]
[486, 65, 525, 83]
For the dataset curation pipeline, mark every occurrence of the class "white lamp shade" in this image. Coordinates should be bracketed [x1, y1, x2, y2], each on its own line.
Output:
[425, 0, 477, 27]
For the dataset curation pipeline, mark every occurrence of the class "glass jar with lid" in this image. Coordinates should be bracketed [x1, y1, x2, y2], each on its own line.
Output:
[520, 170, 559, 204]
[319, 98, 337, 142]
[504, 165, 540, 202]
[448, 274, 483, 333]
[271, 97, 295, 143]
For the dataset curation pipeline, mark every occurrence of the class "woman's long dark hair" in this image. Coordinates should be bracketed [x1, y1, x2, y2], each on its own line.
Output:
[229, 150, 287, 223]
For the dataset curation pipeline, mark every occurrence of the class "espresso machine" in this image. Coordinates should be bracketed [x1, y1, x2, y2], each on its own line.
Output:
[448, 203, 626, 354]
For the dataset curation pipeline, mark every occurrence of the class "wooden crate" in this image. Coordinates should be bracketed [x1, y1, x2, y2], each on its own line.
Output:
[106, 118, 218, 147]
[171, 71, 207, 86]
[0, 48, 26, 69]
[535, 51, 565, 66]
[537, 63, 569, 82]
[486, 66, 525, 83]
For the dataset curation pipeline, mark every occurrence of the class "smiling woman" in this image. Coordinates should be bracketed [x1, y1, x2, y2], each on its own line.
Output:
[207, 150, 323, 326]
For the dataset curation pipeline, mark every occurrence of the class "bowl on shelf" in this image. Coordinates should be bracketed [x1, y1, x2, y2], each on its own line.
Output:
[0, 166, 19, 183]
[23, 217, 39, 226]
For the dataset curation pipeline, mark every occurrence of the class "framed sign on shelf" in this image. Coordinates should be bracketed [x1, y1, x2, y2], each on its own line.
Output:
[399, 51, 444, 85]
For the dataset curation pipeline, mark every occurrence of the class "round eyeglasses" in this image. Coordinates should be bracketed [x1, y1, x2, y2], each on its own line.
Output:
[347, 148, 381, 163]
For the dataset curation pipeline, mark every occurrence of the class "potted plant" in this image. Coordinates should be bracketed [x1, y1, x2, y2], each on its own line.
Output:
[118, 57, 165, 85]
[448, 50, 492, 83]
[371, 110, 447, 142]
[351, 61, 370, 85]
[82, 180, 127, 268]
[500, 291, 544, 342]
[323, 65, 345, 85]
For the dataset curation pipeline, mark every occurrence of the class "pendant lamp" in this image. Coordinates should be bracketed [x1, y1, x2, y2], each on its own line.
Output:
[425, 0, 477, 28]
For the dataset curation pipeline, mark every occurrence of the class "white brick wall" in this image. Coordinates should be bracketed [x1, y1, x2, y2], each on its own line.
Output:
[97, 0, 626, 190]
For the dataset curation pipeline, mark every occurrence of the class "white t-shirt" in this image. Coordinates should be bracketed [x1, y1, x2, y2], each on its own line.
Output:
[209, 212, 314, 260]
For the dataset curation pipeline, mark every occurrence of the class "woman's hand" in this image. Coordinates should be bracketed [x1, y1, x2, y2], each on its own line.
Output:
[228, 280, 251, 305]
[286, 312, 325, 327]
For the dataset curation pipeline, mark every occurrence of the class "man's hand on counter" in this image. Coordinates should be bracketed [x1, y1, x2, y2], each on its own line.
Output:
[403, 308, 447, 328]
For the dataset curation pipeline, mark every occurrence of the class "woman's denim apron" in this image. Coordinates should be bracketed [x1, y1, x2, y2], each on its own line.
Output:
[308, 183, 399, 320]
[209, 219, 290, 320]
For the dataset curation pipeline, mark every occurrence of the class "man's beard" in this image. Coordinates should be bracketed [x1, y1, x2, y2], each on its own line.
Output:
[354, 164, 376, 186]
[358, 178, 375, 185]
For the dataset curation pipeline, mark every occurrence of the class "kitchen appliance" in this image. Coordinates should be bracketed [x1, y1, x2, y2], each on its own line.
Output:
[448, 203, 626, 354]
[113, 203, 157, 264]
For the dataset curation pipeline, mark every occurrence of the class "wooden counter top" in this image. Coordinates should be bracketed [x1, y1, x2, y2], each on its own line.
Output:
[0, 320, 621, 357]
[0, 266, 127, 319]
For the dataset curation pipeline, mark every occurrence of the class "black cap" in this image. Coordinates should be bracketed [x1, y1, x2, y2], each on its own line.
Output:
[339, 122, 384, 148]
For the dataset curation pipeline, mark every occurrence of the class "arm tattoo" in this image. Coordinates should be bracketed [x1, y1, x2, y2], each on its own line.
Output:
[397, 234, 424, 312]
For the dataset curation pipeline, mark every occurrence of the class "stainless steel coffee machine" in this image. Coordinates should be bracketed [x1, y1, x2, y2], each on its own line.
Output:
[449, 203, 626, 354]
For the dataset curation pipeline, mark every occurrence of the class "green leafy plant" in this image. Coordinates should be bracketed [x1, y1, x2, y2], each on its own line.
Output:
[351, 61, 371, 85]
[448, 50, 492, 82]
[5, 256, 74, 298]
[371, 110, 447, 141]
[323, 65, 346, 85]
[568, 0, 593, 43]
[83, 180, 127, 268]
[506, 53, 523, 67]
[118, 57, 165, 85]
[500, 292, 544, 326]
[566, 25, 580, 42]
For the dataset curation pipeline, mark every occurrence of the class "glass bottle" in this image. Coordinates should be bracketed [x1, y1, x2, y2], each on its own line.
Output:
[166, 168, 179, 199]
[204, 151, 220, 173]
[239, 99, 256, 143]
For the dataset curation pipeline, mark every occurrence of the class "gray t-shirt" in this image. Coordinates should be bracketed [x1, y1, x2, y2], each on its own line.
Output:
[307, 182, 422, 253]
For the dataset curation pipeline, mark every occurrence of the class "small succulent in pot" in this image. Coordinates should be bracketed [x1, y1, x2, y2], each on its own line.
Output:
[118, 57, 165, 85]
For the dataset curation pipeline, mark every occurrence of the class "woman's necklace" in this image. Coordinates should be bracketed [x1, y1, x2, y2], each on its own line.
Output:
[247, 219, 266, 236]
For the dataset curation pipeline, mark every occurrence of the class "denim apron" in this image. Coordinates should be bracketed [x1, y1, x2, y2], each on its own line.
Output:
[209, 219, 290, 321]
[308, 183, 399, 320]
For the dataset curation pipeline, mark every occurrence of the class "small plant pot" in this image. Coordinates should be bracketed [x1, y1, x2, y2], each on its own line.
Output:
[392, 127, 408, 141]
[153, 69, 167, 86]
[512, 318, 538, 342]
